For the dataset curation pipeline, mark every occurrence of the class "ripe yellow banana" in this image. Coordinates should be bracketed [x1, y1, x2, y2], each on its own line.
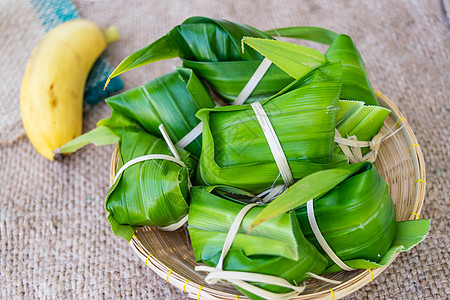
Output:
[20, 19, 119, 160]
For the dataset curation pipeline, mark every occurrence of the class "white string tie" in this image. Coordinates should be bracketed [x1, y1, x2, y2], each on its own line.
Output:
[306, 199, 354, 271]
[195, 202, 342, 299]
[175, 122, 203, 149]
[112, 124, 190, 231]
[335, 121, 405, 164]
[112, 154, 187, 187]
[251, 101, 294, 186]
[233, 58, 272, 105]
[175, 58, 273, 149]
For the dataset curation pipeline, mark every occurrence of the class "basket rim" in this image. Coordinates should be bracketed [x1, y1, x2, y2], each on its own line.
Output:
[112, 88, 426, 300]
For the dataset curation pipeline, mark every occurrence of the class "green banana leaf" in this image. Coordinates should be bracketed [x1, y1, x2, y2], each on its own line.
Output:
[59, 68, 213, 156]
[336, 100, 390, 141]
[181, 59, 293, 103]
[109, 16, 269, 78]
[248, 68, 389, 148]
[106, 16, 302, 103]
[336, 99, 365, 122]
[243, 32, 379, 106]
[106, 129, 197, 241]
[265, 26, 338, 45]
[56, 115, 143, 155]
[105, 68, 213, 156]
[55, 125, 121, 153]
[189, 186, 327, 298]
[335, 100, 390, 156]
[249, 161, 430, 273]
[250, 162, 370, 229]
[325, 34, 379, 106]
[322, 219, 431, 273]
[258, 75, 389, 157]
[243, 37, 326, 79]
[295, 162, 397, 267]
[175, 16, 269, 60]
[196, 63, 348, 193]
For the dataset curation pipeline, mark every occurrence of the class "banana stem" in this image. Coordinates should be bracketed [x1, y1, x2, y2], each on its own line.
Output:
[103, 25, 120, 44]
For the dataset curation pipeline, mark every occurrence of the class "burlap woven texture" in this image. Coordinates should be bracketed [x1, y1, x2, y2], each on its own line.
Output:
[1, 0, 449, 299]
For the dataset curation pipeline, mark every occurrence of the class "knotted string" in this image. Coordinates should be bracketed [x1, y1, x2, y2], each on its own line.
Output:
[334, 121, 404, 163]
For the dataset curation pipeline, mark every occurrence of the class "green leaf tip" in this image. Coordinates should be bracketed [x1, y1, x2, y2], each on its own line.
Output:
[243, 37, 326, 79]
[264, 26, 338, 45]
[250, 163, 371, 229]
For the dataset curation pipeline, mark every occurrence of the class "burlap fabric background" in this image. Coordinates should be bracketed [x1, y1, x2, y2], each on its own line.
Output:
[1, 0, 449, 299]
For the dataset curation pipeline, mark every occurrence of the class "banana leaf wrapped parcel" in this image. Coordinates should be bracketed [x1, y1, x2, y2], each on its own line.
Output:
[106, 17, 333, 103]
[196, 63, 348, 193]
[106, 129, 197, 241]
[294, 162, 430, 273]
[188, 186, 328, 300]
[247, 162, 430, 274]
[60, 108, 199, 241]
[104, 68, 214, 156]
[58, 69, 206, 241]
[58, 68, 214, 157]
[295, 162, 397, 267]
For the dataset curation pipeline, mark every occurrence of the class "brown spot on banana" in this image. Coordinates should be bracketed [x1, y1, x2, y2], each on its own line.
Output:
[50, 97, 57, 108]
[48, 85, 57, 108]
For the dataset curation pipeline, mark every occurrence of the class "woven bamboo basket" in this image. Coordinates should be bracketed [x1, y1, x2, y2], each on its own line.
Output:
[110, 89, 426, 300]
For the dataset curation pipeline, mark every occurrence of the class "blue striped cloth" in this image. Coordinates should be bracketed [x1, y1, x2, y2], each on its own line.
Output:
[30, 0, 123, 105]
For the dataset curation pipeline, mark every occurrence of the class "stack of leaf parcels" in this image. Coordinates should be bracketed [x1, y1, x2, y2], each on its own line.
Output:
[61, 17, 430, 300]
[189, 163, 429, 299]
